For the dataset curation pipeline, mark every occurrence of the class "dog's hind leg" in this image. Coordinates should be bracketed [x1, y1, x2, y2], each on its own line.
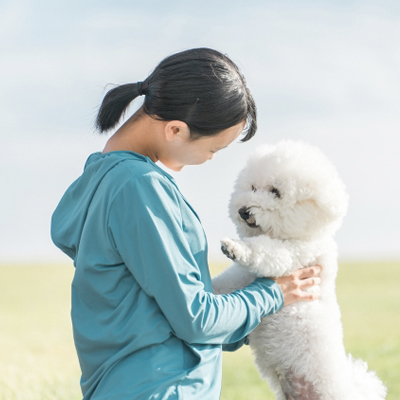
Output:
[276, 368, 321, 400]
[262, 367, 287, 400]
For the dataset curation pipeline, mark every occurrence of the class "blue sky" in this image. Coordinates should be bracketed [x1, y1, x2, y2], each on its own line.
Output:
[1, 0, 399, 263]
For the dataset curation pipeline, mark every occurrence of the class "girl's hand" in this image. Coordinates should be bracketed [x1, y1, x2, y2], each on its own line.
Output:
[273, 265, 322, 306]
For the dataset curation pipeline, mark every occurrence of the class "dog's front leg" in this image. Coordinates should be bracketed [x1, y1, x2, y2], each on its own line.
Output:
[220, 236, 298, 278]
[220, 238, 252, 263]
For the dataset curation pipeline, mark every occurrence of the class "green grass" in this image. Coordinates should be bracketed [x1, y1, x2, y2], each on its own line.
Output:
[0, 264, 80, 400]
[0, 261, 398, 399]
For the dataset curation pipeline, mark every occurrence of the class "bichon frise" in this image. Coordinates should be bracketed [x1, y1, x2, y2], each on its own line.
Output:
[213, 140, 386, 400]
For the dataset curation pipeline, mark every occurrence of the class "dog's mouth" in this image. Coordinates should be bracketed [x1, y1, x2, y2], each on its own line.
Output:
[246, 219, 259, 228]
[238, 206, 259, 228]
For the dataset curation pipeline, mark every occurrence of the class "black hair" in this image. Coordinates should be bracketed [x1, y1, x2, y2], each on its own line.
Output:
[95, 48, 257, 141]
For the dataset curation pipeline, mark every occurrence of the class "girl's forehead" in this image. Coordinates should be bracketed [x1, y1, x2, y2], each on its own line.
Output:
[212, 121, 245, 145]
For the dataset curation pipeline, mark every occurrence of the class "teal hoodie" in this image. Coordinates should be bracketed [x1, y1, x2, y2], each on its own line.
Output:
[51, 151, 284, 400]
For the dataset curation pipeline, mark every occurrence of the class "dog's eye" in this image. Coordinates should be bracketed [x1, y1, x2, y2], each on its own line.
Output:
[270, 187, 281, 198]
[251, 185, 257, 192]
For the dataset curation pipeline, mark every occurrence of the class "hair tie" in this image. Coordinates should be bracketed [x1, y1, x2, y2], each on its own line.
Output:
[136, 81, 145, 96]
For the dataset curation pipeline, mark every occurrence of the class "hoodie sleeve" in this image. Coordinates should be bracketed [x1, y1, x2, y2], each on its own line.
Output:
[107, 173, 284, 345]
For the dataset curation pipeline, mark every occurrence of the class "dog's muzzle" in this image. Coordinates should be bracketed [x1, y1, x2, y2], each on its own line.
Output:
[238, 207, 258, 228]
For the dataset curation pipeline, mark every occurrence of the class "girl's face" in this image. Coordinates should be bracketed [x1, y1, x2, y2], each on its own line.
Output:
[160, 121, 245, 172]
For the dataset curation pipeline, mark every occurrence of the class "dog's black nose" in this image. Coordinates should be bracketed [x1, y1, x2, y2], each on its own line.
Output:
[238, 207, 251, 221]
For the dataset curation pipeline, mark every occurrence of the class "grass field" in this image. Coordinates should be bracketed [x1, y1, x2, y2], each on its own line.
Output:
[0, 261, 399, 399]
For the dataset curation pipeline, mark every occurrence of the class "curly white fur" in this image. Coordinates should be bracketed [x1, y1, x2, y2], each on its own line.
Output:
[213, 140, 386, 400]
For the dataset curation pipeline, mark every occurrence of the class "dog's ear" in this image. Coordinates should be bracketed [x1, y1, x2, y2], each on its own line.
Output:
[297, 180, 348, 221]
[298, 186, 314, 202]
[297, 185, 347, 224]
[312, 197, 348, 227]
[316, 201, 345, 222]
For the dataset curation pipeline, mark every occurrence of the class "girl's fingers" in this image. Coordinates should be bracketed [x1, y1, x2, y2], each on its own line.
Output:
[300, 277, 321, 288]
[284, 287, 320, 305]
[296, 265, 322, 280]
[300, 291, 320, 301]
[275, 265, 323, 306]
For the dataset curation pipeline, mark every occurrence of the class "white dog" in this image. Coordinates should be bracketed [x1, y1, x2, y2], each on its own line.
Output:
[212, 140, 386, 400]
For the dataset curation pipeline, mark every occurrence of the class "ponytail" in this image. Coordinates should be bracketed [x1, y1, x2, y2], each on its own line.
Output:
[95, 48, 257, 141]
[96, 82, 146, 133]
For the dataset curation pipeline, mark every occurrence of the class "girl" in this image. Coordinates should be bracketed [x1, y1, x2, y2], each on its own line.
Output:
[51, 48, 321, 400]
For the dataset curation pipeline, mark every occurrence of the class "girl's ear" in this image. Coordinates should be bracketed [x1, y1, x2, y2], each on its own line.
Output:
[164, 120, 190, 142]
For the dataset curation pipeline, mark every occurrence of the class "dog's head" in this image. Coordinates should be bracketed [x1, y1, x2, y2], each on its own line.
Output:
[230, 140, 349, 241]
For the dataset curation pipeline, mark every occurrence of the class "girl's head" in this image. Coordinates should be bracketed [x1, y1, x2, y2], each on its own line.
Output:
[96, 48, 257, 142]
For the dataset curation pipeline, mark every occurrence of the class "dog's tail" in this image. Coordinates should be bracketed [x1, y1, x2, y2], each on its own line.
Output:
[348, 354, 387, 400]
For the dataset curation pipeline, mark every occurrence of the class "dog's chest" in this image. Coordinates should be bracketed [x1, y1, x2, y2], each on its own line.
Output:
[250, 300, 325, 349]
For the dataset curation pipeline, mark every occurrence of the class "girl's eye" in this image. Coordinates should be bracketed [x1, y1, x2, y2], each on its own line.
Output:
[251, 185, 257, 192]
[270, 187, 281, 198]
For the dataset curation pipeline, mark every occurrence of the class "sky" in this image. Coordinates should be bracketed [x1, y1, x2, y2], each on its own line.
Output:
[1, 0, 399, 264]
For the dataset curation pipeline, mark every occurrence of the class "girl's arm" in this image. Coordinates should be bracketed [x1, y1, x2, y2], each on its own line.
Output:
[108, 174, 284, 346]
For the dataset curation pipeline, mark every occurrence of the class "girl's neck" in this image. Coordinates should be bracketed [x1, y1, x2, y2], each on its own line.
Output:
[102, 114, 162, 162]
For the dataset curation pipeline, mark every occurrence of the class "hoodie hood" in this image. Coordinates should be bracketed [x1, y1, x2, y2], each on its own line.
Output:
[51, 151, 162, 261]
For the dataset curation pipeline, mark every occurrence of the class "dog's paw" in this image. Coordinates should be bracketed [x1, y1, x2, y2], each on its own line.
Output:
[220, 238, 242, 261]
[221, 244, 235, 260]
